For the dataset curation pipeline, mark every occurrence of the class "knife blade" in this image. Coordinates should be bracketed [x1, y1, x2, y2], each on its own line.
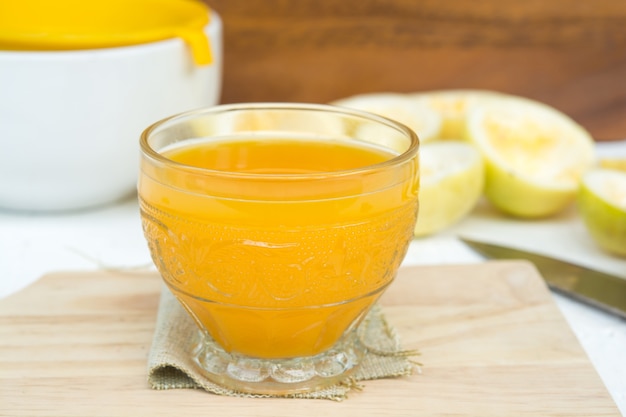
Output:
[460, 237, 626, 320]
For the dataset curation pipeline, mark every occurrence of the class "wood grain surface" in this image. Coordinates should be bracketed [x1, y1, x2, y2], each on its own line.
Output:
[0, 261, 620, 416]
[205, 0, 626, 140]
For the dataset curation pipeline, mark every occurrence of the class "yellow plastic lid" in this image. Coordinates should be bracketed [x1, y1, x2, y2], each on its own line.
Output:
[0, 0, 213, 65]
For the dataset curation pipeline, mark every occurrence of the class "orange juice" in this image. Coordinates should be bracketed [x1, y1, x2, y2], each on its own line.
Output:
[139, 135, 419, 359]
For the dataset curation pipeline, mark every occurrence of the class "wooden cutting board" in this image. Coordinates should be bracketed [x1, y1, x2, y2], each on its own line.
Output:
[0, 261, 620, 416]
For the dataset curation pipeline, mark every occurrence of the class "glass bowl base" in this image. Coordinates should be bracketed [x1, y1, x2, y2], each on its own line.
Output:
[192, 329, 365, 395]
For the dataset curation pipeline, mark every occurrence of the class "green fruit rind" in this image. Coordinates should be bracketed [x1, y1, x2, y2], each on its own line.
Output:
[483, 158, 576, 218]
[414, 164, 483, 236]
[414, 141, 484, 236]
[578, 170, 626, 256]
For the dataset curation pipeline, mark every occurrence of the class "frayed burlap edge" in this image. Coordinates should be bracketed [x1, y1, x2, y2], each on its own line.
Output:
[147, 287, 420, 401]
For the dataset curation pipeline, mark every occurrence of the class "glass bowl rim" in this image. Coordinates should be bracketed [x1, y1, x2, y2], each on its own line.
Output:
[139, 102, 420, 181]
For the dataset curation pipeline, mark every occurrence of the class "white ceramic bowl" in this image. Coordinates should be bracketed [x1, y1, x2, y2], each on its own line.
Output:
[0, 12, 222, 212]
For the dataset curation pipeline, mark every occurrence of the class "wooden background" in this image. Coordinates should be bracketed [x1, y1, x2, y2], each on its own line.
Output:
[204, 0, 626, 141]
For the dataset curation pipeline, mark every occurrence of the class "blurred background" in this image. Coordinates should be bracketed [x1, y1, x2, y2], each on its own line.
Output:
[204, 0, 626, 141]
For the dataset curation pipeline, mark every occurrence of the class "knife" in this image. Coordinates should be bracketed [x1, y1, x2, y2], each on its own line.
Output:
[460, 237, 626, 320]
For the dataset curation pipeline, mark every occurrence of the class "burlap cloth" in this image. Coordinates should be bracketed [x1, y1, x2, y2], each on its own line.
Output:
[147, 288, 420, 401]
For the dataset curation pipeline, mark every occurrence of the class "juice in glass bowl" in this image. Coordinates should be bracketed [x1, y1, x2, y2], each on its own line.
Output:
[139, 104, 419, 394]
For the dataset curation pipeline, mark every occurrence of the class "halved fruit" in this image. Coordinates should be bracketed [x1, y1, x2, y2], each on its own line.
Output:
[189, 107, 348, 138]
[578, 169, 626, 256]
[466, 95, 596, 218]
[414, 141, 484, 237]
[412, 89, 505, 140]
[331, 93, 442, 143]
